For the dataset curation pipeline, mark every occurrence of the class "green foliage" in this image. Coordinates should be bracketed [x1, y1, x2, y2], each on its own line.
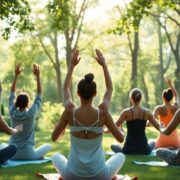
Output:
[113, 0, 179, 35]
[38, 101, 64, 130]
[111, 68, 131, 113]
[0, 0, 33, 39]
[46, 0, 72, 31]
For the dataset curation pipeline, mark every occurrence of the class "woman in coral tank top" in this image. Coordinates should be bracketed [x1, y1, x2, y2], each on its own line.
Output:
[153, 78, 180, 149]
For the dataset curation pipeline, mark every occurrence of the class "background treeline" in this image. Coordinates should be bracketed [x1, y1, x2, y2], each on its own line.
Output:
[0, 0, 179, 130]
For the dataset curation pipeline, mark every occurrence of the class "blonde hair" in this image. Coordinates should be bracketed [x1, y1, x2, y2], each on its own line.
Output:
[130, 88, 142, 103]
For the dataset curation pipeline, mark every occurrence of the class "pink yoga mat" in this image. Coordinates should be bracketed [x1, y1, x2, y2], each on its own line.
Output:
[36, 173, 138, 180]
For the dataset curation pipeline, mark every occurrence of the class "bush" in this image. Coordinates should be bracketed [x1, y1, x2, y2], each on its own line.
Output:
[38, 101, 64, 131]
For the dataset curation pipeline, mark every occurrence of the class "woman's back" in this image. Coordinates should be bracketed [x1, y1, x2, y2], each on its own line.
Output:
[157, 105, 177, 126]
[155, 104, 180, 148]
[67, 107, 105, 177]
[125, 107, 147, 138]
[68, 107, 105, 139]
[115, 106, 155, 154]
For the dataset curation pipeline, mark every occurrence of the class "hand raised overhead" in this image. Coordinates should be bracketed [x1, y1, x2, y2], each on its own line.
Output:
[95, 49, 106, 66]
[15, 64, 22, 76]
[166, 78, 172, 87]
[32, 64, 40, 77]
[70, 49, 81, 67]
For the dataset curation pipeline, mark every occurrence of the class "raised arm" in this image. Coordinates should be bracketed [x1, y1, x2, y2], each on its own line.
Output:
[63, 49, 81, 110]
[11, 64, 22, 93]
[95, 49, 113, 112]
[166, 78, 179, 106]
[161, 109, 180, 135]
[32, 64, 41, 95]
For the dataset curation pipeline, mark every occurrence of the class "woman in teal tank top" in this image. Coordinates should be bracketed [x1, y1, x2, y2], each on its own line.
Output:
[51, 49, 125, 180]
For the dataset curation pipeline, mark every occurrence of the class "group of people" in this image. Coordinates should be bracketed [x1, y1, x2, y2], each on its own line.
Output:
[0, 49, 180, 179]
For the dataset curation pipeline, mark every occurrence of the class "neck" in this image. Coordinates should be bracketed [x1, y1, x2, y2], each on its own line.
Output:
[132, 102, 140, 107]
[80, 98, 93, 108]
[164, 101, 171, 106]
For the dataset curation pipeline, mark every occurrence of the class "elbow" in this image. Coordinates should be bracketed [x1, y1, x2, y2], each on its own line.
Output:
[117, 135, 124, 143]
[51, 134, 57, 142]
[120, 137, 124, 143]
[163, 130, 170, 136]
[6, 131, 11, 135]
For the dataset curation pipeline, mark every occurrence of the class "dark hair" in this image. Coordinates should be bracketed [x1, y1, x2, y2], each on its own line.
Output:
[130, 88, 142, 103]
[163, 88, 173, 102]
[15, 93, 29, 109]
[77, 73, 96, 100]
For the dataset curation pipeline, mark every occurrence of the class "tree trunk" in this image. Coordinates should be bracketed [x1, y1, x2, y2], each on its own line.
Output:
[141, 76, 150, 108]
[131, 31, 139, 88]
[54, 32, 63, 102]
[158, 23, 164, 92]
[174, 32, 180, 94]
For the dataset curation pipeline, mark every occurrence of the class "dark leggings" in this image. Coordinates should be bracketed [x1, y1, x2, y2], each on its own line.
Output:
[156, 148, 180, 166]
[0, 145, 17, 164]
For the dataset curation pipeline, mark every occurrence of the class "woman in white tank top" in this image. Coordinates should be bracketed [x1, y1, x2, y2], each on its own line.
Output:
[51, 49, 125, 180]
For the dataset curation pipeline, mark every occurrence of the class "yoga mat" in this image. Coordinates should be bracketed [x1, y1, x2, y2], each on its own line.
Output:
[105, 149, 157, 156]
[133, 160, 180, 168]
[0, 157, 51, 168]
[36, 173, 138, 180]
[132, 160, 169, 167]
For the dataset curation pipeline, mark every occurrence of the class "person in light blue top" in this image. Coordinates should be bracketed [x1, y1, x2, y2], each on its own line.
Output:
[9, 64, 51, 160]
[51, 49, 125, 180]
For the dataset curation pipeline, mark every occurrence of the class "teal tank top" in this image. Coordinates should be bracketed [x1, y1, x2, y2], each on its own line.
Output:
[67, 109, 105, 177]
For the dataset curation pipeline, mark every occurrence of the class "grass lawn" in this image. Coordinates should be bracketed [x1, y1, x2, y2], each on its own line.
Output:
[0, 128, 179, 180]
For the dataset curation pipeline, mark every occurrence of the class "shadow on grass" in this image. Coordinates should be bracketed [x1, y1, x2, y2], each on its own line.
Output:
[0, 128, 180, 180]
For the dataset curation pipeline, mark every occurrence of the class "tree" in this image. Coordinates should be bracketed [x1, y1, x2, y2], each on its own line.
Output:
[113, 0, 180, 93]
[112, 0, 145, 88]
[37, 0, 95, 102]
[0, 0, 33, 39]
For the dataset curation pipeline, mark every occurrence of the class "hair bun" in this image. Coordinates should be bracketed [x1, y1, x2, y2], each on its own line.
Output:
[163, 88, 173, 101]
[85, 73, 94, 83]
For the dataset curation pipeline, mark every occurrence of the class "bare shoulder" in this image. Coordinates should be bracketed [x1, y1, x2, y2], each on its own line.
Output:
[171, 104, 179, 114]
[122, 108, 131, 115]
[154, 105, 163, 111]
[142, 107, 152, 119]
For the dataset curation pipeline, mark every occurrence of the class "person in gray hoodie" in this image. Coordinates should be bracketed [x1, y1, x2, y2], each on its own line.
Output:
[9, 64, 51, 160]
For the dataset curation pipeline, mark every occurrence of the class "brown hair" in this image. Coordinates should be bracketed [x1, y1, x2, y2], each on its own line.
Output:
[163, 88, 173, 102]
[77, 73, 96, 100]
[15, 92, 29, 109]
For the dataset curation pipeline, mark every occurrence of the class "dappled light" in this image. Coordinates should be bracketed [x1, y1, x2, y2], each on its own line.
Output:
[0, 0, 179, 179]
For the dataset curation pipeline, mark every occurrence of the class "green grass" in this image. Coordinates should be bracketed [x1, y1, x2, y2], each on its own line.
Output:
[0, 128, 179, 180]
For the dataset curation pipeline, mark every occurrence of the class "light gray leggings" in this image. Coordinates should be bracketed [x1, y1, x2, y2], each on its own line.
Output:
[52, 152, 125, 180]
[11, 144, 51, 160]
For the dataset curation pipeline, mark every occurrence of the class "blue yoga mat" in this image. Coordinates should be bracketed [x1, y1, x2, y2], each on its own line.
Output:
[133, 160, 180, 168]
[0, 157, 51, 168]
